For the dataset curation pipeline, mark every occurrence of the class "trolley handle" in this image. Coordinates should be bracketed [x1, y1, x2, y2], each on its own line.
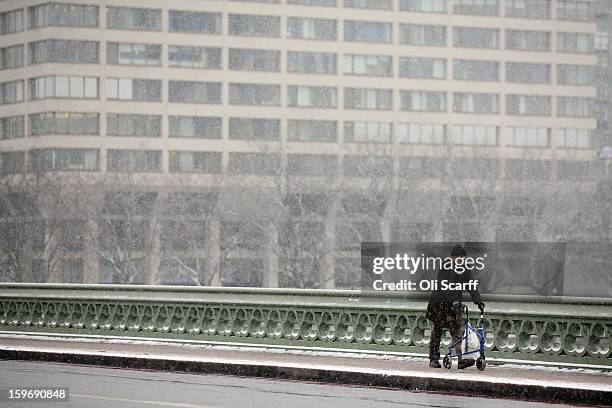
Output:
[451, 301, 468, 317]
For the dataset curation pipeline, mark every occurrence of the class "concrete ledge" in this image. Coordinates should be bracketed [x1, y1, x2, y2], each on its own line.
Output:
[0, 346, 610, 406]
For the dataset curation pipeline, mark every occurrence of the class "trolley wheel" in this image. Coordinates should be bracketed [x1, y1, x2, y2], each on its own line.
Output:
[476, 357, 486, 371]
[443, 355, 452, 369]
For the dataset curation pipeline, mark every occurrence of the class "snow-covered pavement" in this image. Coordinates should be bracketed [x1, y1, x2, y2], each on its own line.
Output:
[0, 333, 610, 405]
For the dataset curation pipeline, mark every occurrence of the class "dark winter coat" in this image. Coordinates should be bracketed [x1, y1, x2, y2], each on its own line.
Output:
[426, 265, 482, 327]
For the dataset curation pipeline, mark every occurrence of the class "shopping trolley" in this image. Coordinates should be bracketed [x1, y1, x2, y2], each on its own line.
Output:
[442, 302, 486, 371]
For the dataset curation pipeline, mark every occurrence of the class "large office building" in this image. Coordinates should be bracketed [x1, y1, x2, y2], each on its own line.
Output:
[594, 0, 611, 148]
[0, 0, 606, 291]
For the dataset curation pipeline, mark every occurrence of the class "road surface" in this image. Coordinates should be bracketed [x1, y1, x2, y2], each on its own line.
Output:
[0, 360, 576, 408]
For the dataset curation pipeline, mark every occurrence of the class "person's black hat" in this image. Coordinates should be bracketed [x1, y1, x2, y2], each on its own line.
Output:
[451, 244, 467, 257]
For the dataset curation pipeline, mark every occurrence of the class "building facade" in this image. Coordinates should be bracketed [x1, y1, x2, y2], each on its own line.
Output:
[0, 0, 606, 291]
[594, 0, 611, 148]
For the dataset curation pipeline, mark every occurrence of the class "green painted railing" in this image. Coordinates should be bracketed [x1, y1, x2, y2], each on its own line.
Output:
[0, 284, 610, 366]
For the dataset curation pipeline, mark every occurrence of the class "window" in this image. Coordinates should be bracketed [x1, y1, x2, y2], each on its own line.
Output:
[453, 93, 499, 114]
[221, 258, 263, 287]
[453, 0, 499, 16]
[557, 65, 594, 86]
[287, 17, 336, 40]
[344, 121, 391, 143]
[107, 150, 161, 172]
[504, 160, 551, 180]
[288, 120, 337, 142]
[557, 0, 592, 22]
[0, 80, 23, 105]
[106, 7, 161, 31]
[399, 0, 446, 12]
[107, 114, 161, 137]
[400, 90, 446, 112]
[169, 151, 221, 173]
[450, 162, 501, 182]
[594, 32, 609, 52]
[392, 223, 433, 242]
[399, 57, 446, 79]
[557, 97, 594, 118]
[287, 51, 336, 74]
[453, 27, 499, 49]
[169, 116, 222, 139]
[229, 14, 280, 37]
[453, 59, 499, 81]
[344, 155, 392, 177]
[30, 75, 98, 100]
[400, 24, 446, 46]
[399, 156, 447, 178]
[288, 0, 337, 6]
[228, 152, 279, 175]
[336, 221, 380, 250]
[99, 215, 149, 252]
[229, 83, 280, 106]
[164, 192, 216, 217]
[452, 125, 498, 146]
[0, 44, 23, 70]
[344, 88, 392, 110]
[229, 118, 280, 141]
[557, 160, 600, 181]
[28, 39, 99, 64]
[28, 3, 98, 28]
[287, 154, 337, 176]
[347, 55, 393, 79]
[505, 30, 550, 51]
[169, 81, 222, 104]
[504, 127, 549, 147]
[107, 42, 161, 66]
[287, 86, 337, 108]
[506, 62, 550, 84]
[557, 32, 593, 54]
[29, 112, 99, 136]
[555, 128, 591, 149]
[29, 148, 99, 172]
[344, 0, 392, 9]
[398, 123, 445, 144]
[101, 192, 157, 216]
[168, 46, 221, 69]
[106, 78, 161, 102]
[0, 151, 24, 174]
[61, 220, 85, 252]
[168, 10, 221, 34]
[0, 115, 24, 140]
[506, 94, 551, 116]
[63, 259, 84, 283]
[0, 9, 24, 35]
[344, 20, 392, 43]
[229, 48, 280, 72]
[504, 0, 550, 19]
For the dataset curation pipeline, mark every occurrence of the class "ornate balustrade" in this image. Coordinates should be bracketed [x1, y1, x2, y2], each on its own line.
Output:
[0, 284, 610, 366]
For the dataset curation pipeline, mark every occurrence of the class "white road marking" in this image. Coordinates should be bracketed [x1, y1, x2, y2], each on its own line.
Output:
[1, 344, 611, 392]
[71, 393, 223, 408]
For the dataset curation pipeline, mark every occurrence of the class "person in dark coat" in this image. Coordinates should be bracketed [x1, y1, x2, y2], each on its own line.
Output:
[426, 244, 484, 368]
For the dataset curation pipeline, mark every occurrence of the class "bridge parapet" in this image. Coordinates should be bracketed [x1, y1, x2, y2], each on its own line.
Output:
[0, 284, 610, 366]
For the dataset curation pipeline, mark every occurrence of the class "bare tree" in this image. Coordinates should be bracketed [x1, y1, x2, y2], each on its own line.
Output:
[0, 173, 64, 282]
[61, 172, 162, 284]
[247, 148, 342, 288]
[159, 172, 235, 286]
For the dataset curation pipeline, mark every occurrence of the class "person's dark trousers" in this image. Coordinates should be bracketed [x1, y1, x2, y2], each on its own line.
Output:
[429, 313, 463, 361]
